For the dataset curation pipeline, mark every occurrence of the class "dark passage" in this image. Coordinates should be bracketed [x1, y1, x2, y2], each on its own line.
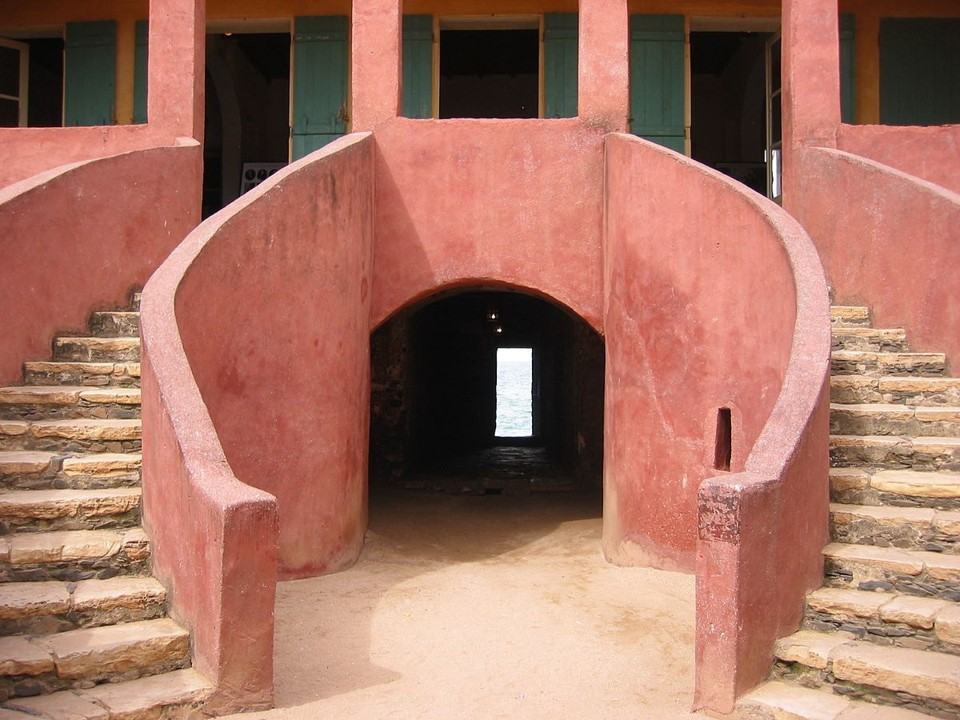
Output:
[369, 289, 604, 494]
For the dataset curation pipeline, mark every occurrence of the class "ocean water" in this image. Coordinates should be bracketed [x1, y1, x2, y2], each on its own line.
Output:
[496, 351, 533, 437]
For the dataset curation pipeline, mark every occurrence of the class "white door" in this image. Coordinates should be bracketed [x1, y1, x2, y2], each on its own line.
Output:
[765, 30, 782, 202]
[0, 38, 29, 127]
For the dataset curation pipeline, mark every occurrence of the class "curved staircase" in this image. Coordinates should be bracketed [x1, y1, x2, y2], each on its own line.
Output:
[0, 294, 212, 719]
[739, 306, 960, 719]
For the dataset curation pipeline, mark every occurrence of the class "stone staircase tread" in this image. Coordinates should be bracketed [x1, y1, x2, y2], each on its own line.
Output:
[807, 587, 960, 638]
[831, 306, 871, 326]
[775, 630, 960, 707]
[823, 543, 925, 574]
[869, 469, 960, 499]
[2, 689, 109, 719]
[0, 581, 71, 621]
[82, 667, 212, 717]
[0, 419, 142, 445]
[832, 351, 947, 363]
[1, 527, 148, 566]
[0, 452, 54, 476]
[0, 487, 141, 522]
[738, 680, 931, 719]
[830, 502, 952, 527]
[62, 453, 141, 476]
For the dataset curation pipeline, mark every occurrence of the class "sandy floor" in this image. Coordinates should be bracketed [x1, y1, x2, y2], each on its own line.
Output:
[227, 489, 700, 720]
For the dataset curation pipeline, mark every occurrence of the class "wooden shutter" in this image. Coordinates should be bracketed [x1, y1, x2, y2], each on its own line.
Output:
[629, 14, 684, 153]
[839, 14, 855, 124]
[64, 21, 117, 126]
[544, 13, 578, 119]
[402, 15, 433, 118]
[880, 18, 960, 126]
[292, 16, 348, 160]
[133, 20, 148, 124]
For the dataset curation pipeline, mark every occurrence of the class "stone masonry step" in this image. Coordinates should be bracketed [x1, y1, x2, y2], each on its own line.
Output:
[0, 419, 141, 453]
[0, 528, 150, 583]
[52, 337, 140, 363]
[823, 542, 960, 602]
[0, 667, 212, 719]
[0, 576, 165, 635]
[831, 376, 960, 408]
[0, 451, 141, 492]
[831, 503, 960, 554]
[831, 306, 871, 328]
[772, 629, 960, 717]
[23, 361, 140, 388]
[804, 587, 960, 657]
[831, 468, 960, 511]
[0, 386, 140, 421]
[89, 310, 140, 338]
[830, 435, 960, 472]
[0, 618, 190, 701]
[832, 351, 947, 378]
[832, 327, 908, 353]
[0, 488, 142, 533]
[830, 404, 960, 438]
[737, 680, 934, 720]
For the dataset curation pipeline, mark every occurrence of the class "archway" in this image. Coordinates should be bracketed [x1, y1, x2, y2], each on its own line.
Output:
[369, 287, 604, 495]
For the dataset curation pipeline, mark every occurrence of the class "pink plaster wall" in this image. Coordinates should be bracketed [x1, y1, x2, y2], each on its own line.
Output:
[0, 142, 201, 386]
[351, 0, 401, 131]
[791, 147, 960, 362]
[371, 118, 606, 328]
[604, 133, 831, 712]
[837, 124, 960, 196]
[578, 0, 629, 132]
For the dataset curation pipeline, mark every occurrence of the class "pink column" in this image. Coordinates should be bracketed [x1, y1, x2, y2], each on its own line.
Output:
[782, 0, 840, 150]
[147, 0, 205, 140]
[578, 0, 629, 132]
[351, 0, 402, 131]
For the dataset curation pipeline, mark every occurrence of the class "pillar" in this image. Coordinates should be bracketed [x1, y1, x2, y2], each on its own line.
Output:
[351, 0, 402, 131]
[578, 0, 629, 132]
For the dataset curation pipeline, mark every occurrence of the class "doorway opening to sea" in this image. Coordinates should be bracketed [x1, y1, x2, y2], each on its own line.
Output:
[369, 287, 604, 495]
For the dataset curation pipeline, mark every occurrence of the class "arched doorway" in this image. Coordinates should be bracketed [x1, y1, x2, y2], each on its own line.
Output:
[369, 287, 604, 495]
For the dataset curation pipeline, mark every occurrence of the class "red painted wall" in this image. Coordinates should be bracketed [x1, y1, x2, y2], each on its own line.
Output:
[838, 125, 960, 196]
[604, 133, 831, 711]
[0, 143, 201, 386]
[371, 118, 606, 329]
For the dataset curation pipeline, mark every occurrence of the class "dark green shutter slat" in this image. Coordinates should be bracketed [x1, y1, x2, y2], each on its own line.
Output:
[292, 15, 348, 159]
[629, 14, 684, 152]
[544, 13, 578, 119]
[64, 21, 117, 126]
[839, 14, 855, 124]
[133, 20, 148, 124]
[402, 15, 432, 118]
[880, 18, 960, 127]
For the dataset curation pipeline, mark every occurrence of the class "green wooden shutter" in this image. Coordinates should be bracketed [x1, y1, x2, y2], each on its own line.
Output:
[64, 21, 117, 126]
[292, 16, 348, 160]
[544, 13, 578, 119]
[402, 15, 432, 118]
[629, 14, 684, 153]
[133, 20, 148, 124]
[839, 14, 855, 124]
[880, 18, 960, 126]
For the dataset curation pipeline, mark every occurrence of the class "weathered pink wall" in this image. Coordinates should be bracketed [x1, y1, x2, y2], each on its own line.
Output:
[604, 133, 831, 711]
[371, 118, 606, 329]
[0, 143, 201, 386]
[351, 0, 401, 131]
[578, 0, 629, 131]
[791, 147, 960, 361]
[837, 125, 960, 196]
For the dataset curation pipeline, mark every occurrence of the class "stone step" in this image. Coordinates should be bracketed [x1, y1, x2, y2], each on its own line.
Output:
[0, 419, 141, 453]
[0, 576, 165, 635]
[832, 327, 908, 352]
[772, 629, 960, 717]
[823, 542, 960, 602]
[804, 587, 960, 657]
[831, 306, 871, 327]
[832, 351, 947, 378]
[2, 667, 211, 718]
[830, 435, 960, 472]
[831, 376, 960, 407]
[23, 361, 140, 388]
[0, 386, 140, 421]
[831, 503, 960, 554]
[88, 310, 140, 338]
[737, 680, 934, 719]
[832, 468, 960, 511]
[0, 451, 141, 492]
[52, 337, 140, 363]
[0, 618, 190, 700]
[830, 403, 960, 438]
[0, 488, 141, 533]
[0, 528, 150, 583]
